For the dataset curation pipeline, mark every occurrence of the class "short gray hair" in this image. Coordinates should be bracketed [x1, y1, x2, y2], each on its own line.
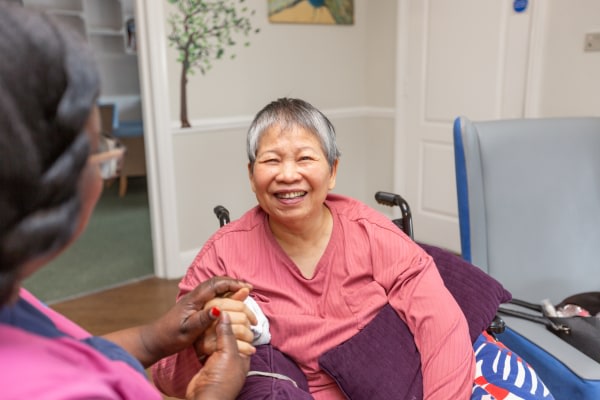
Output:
[247, 98, 341, 171]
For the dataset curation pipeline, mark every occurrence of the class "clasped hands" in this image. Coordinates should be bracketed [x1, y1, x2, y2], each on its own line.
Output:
[194, 281, 259, 360]
[105, 276, 257, 400]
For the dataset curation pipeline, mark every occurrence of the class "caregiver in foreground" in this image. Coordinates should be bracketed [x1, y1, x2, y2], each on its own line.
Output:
[0, 3, 251, 399]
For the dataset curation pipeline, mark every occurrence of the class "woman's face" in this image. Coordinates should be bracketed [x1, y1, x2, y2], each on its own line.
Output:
[249, 124, 338, 228]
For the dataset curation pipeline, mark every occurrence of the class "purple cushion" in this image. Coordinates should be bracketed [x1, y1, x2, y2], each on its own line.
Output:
[320, 304, 422, 400]
[418, 243, 512, 342]
[319, 243, 512, 400]
[237, 345, 312, 400]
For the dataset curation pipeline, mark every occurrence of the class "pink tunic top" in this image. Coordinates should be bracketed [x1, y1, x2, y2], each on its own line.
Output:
[153, 194, 475, 399]
[0, 289, 161, 399]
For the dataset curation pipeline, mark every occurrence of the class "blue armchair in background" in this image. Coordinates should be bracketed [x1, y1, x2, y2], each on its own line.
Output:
[453, 116, 600, 400]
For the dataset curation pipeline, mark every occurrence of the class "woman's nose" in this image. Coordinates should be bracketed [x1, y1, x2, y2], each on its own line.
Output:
[277, 161, 300, 181]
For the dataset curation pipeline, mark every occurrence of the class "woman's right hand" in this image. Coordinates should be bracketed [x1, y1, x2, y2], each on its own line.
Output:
[195, 288, 258, 359]
[186, 311, 250, 400]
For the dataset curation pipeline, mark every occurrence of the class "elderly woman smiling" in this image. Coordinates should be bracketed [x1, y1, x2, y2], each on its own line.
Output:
[152, 98, 476, 399]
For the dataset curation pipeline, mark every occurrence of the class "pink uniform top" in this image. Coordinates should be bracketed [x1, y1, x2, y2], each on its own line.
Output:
[153, 194, 475, 399]
[0, 288, 161, 400]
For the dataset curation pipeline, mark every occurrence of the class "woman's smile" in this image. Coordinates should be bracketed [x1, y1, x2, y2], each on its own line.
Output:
[276, 191, 307, 199]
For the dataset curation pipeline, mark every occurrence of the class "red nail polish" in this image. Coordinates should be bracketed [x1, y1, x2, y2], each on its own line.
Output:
[210, 307, 221, 318]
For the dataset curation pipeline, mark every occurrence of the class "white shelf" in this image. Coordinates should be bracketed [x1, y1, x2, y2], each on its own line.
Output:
[51, 13, 86, 37]
[84, 0, 122, 31]
[44, 8, 81, 16]
[88, 27, 123, 35]
[23, 0, 83, 13]
[88, 34, 124, 54]
[24, 0, 142, 121]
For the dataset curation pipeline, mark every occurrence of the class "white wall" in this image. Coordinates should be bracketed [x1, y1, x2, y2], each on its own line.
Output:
[533, 0, 600, 117]
[164, 1, 369, 119]
[365, 0, 397, 106]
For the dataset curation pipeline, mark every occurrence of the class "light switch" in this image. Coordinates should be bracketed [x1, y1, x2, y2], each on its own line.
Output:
[584, 32, 600, 52]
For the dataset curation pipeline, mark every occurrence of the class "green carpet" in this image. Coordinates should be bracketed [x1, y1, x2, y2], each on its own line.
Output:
[23, 177, 154, 304]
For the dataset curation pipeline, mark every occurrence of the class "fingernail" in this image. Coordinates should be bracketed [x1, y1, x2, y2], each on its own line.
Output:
[210, 307, 221, 318]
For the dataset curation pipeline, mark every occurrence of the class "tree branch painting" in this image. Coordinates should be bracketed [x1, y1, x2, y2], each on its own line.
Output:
[166, 0, 259, 128]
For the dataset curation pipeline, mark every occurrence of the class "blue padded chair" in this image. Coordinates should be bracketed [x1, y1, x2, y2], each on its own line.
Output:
[453, 116, 600, 400]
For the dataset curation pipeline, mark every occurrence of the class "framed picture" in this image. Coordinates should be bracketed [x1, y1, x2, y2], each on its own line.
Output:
[268, 0, 354, 25]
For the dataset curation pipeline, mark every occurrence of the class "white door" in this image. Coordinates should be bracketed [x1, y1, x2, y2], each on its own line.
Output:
[397, 0, 536, 252]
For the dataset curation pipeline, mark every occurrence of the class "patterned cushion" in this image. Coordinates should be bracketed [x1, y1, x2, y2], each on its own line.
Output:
[472, 332, 555, 400]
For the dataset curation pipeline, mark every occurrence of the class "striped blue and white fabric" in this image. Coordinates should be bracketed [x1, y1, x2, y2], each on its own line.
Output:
[471, 332, 554, 400]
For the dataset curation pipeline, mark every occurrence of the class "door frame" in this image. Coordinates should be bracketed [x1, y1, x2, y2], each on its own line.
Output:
[134, 0, 180, 278]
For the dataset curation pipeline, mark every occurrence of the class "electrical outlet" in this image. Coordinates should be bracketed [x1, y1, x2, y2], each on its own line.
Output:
[584, 32, 600, 52]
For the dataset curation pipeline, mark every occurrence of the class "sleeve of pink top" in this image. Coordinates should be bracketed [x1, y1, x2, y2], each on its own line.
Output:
[373, 237, 475, 400]
[20, 288, 90, 339]
[151, 249, 220, 398]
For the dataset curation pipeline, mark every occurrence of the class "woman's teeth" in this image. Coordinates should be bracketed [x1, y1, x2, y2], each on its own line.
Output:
[277, 191, 305, 199]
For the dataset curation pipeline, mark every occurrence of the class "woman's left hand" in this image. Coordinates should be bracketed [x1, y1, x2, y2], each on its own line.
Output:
[194, 288, 258, 358]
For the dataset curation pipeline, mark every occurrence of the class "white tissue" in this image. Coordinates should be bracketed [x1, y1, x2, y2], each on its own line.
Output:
[244, 296, 272, 345]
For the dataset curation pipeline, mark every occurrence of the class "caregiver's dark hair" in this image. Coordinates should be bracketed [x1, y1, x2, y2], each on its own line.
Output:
[0, 2, 100, 305]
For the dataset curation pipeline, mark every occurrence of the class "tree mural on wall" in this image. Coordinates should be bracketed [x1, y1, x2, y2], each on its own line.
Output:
[166, 0, 259, 128]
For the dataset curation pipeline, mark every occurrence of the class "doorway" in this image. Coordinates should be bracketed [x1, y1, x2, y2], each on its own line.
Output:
[22, 0, 154, 303]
